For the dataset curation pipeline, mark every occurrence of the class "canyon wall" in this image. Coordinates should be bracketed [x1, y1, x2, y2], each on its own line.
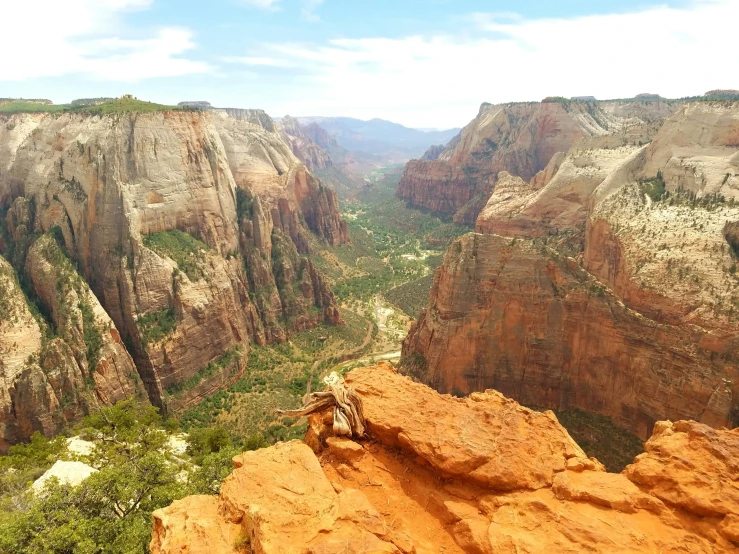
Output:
[0, 108, 347, 449]
[402, 101, 739, 438]
[402, 233, 735, 438]
[277, 115, 334, 170]
[397, 100, 675, 224]
[151, 363, 739, 553]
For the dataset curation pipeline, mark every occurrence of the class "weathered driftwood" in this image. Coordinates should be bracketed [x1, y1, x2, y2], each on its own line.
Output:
[278, 372, 366, 438]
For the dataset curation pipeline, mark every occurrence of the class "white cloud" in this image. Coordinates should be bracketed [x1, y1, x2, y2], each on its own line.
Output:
[301, 0, 324, 22]
[0, 0, 209, 82]
[239, 0, 281, 9]
[227, 0, 739, 128]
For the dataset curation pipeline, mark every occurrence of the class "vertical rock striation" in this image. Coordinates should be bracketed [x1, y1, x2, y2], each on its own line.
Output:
[402, 233, 734, 438]
[397, 100, 675, 224]
[277, 115, 334, 170]
[401, 101, 739, 438]
[0, 107, 348, 446]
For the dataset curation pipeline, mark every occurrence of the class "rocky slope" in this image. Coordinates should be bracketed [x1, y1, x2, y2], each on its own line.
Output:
[0, 238, 144, 452]
[402, 101, 739, 438]
[397, 99, 676, 224]
[0, 107, 347, 447]
[402, 233, 734, 438]
[151, 363, 739, 553]
[277, 116, 333, 170]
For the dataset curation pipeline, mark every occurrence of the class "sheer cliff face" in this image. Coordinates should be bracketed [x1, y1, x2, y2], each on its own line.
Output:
[402, 102, 739, 439]
[0, 242, 144, 453]
[0, 109, 347, 445]
[397, 100, 675, 224]
[402, 234, 734, 438]
[151, 364, 739, 553]
[276, 115, 334, 170]
[583, 101, 739, 335]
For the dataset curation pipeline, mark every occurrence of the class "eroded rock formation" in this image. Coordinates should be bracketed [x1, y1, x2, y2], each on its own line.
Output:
[0, 240, 144, 453]
[397, 100, 675, 224]
[0, 107, 347, 447]
[402, 101, 739, 438]
[402, 233, 734, 438]
[151, 363, 739, 553]
[277, 116, 334, 170]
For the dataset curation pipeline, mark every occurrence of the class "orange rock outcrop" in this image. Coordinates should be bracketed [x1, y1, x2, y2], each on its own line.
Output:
[151, 364, 739, 553]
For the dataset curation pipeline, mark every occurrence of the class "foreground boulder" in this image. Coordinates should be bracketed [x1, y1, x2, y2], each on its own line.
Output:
[151, 363, 739, 553]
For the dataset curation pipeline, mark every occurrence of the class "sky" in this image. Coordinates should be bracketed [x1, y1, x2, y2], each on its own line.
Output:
[1, 0, 736, 129]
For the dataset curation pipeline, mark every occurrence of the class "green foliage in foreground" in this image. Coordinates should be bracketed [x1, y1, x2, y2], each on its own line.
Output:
[0, 401, 251, 554]
[142, 230, 208, 281]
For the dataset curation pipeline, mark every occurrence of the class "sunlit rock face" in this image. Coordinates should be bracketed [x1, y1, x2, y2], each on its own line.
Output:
[402, 101, 739, 439]
[151, 363, 739, 553]
[0, 108, 347, 446]
[397, 99, 676, 224]
[276, 115, 334, 171]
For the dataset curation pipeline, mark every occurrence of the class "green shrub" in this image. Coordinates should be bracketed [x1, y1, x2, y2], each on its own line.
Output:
[78, 300, 104, 368]
[235, 188, 254, 221]
[528, 405, 644, 473]
[186, 427, 233, 463]
[0, 400, 206, 554]
[70, 97, 180, 115]
[639, 171, 666, 202]
[143, 230, 208, 281]
[166, 347, 242, 396]
[385, 274, 435, 317]
[137, 308, 177, 348]
[0, 100, 66, 113]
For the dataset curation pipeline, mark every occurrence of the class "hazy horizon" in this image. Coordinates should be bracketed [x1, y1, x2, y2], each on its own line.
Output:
[2, 0, 737, 128]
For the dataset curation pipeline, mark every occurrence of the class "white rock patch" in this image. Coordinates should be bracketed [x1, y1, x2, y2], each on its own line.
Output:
[32, 460, 97, 493]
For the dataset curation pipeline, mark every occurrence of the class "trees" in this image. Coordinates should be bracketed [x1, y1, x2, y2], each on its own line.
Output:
[0, 401, 239, 554]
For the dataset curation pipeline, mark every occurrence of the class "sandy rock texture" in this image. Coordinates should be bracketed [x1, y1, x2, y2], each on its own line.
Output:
[397, 100, 675, 224]
[0, 107, 347, 447]
[151, 363, 739, 553]
[31, 460, 98, 493]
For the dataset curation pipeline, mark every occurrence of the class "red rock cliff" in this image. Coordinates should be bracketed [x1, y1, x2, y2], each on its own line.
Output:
[402, 101, 739, 439]
[397, 100, 674, 224]
[402, 234, 735, 439]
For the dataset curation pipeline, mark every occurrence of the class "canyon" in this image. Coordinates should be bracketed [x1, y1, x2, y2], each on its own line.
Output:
[0, 106, 348, 450]
[2, 93, 738, 552]
[151, 363, 739, 553]
[396, 99, 675, 224]
[401, 100, 739, 438]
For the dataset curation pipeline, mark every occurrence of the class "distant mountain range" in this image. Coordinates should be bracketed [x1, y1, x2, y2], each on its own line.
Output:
[296, 116, 460, 158]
